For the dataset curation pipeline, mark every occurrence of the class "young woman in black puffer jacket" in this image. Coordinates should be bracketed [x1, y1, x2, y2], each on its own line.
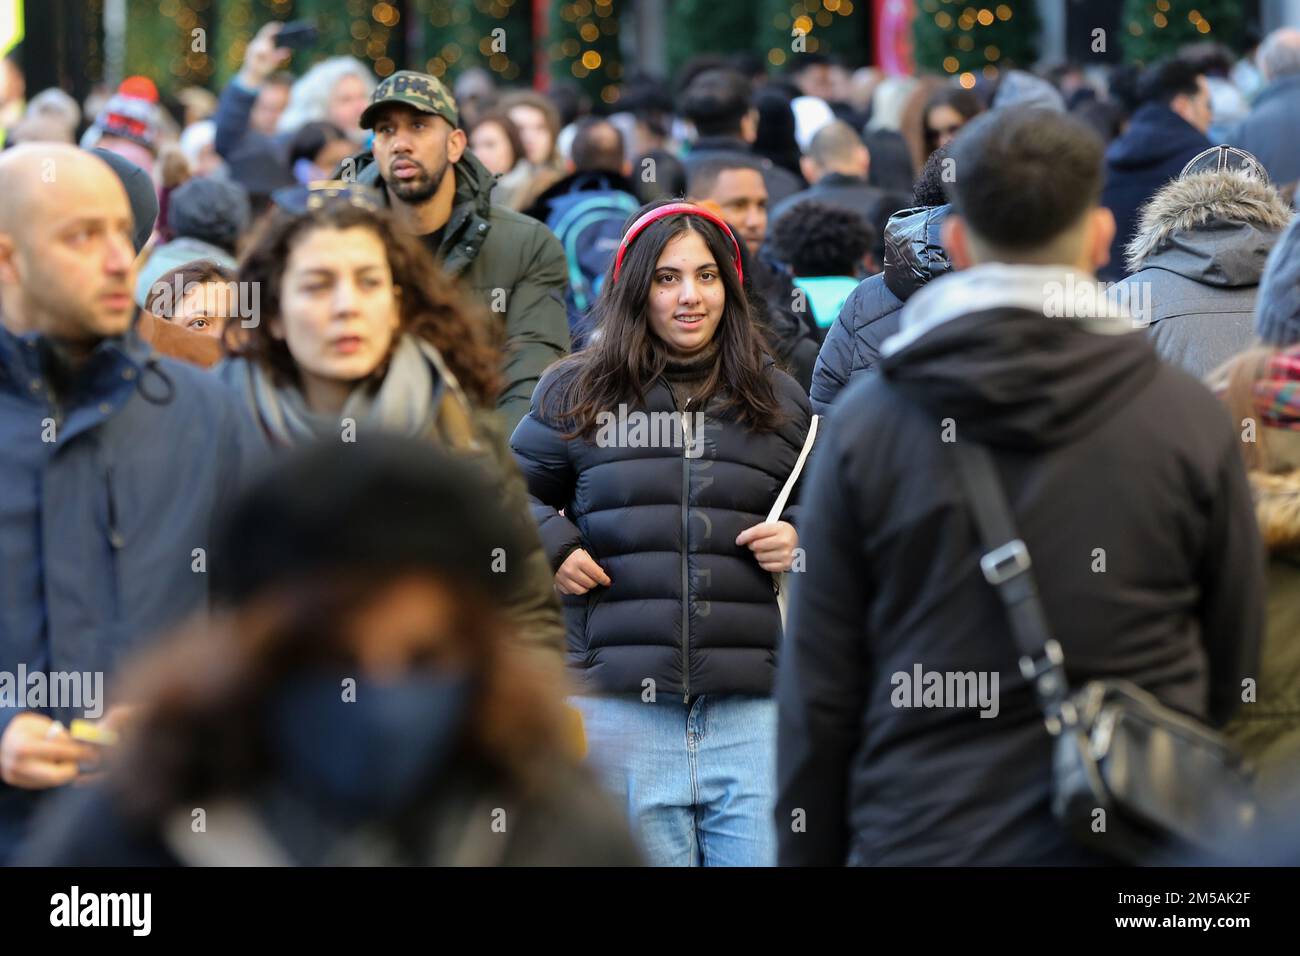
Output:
[510, 198, 812, 867]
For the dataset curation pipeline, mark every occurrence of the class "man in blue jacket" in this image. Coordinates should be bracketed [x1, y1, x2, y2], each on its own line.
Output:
[0, 145, 265, 861]
[1099, 57, 1212, 282]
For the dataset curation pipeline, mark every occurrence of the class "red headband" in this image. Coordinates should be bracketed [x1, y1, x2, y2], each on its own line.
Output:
[612, 202, 744, 285]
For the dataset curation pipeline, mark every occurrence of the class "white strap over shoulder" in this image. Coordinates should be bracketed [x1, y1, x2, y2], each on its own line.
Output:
[767, 414, 819, 524]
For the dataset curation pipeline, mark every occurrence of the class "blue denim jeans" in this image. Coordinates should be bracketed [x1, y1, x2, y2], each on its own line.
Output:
[570, 694, 777, 867]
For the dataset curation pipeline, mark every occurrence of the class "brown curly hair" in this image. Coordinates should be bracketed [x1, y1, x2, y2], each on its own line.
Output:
[228, 201, 502, 407]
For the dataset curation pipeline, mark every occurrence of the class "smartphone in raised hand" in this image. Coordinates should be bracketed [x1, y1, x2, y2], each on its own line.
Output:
[275, 19, 319, 50]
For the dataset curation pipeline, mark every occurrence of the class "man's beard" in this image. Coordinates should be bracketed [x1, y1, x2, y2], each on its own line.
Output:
[387, 156, 450, 205]
[25, 283, 131, 347]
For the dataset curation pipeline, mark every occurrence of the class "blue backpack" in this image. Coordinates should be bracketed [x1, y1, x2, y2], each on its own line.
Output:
[545, 188, 640, 347]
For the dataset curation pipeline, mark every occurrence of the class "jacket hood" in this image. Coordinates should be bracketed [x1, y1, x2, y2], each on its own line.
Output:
[1106, 103, 1210, 171]
[880, 264, 1157, 450]
[1252, 468, 1300, 553]
[882, 204, 952, 302]
[1124, 170, 1291, 280]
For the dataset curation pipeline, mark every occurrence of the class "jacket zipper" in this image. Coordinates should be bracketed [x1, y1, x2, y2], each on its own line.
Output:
[105, 463, 125, 550]
[680, 394, 693, 704]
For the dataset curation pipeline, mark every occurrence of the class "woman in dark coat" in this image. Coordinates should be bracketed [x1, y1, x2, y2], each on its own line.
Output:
[510, 199, 813, 866]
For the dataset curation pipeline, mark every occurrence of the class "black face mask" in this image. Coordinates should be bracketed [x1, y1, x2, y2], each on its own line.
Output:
[267, 671, 472, 826]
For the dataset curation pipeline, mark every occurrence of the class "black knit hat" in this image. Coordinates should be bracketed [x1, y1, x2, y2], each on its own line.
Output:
[212, 436, 527, 605]
[90, 147, 158, 253]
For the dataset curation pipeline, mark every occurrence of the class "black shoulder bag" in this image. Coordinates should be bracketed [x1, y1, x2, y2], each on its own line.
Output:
[951, 439, 1258, 865]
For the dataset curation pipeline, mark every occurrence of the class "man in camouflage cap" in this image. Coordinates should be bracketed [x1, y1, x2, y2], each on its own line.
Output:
[361, 70, 460, 130]
[359, 70, 464, 209]
[348, 71, 569, 433]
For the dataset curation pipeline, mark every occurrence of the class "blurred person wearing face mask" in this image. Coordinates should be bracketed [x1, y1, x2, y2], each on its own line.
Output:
[215, 183, 563, 654]
[17, 436, 641, 866]
[0, 145, 265, 862]
[342, 72, 569, 434]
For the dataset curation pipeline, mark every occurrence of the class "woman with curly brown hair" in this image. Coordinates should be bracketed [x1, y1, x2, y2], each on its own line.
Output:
[16, 438, 641, 865]
[215, 181, 562, 655]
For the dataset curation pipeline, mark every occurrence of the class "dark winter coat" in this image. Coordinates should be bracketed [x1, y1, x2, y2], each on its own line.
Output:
[16, 763, 643, 866]
[0, 325, 266, 862]
[1115, 169, 1292, 378]
[809, 204, 951, 414]
[751, 251, 822, 392]
[1100, 103, 1212, 282]
[510, 363, 813, 699]
[776, 263, 1264, 866]
[350, 148, 570, 434]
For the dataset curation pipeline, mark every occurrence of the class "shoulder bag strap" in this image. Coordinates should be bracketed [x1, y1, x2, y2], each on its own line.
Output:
[950, 440, 1071, 720]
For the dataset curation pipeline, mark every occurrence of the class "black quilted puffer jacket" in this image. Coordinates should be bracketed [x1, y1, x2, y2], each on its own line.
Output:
[510, 364, 813, 700]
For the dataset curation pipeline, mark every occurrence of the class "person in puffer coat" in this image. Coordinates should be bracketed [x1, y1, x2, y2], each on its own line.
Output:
[510, 199, 812, 867]
[214, 184, 563, 658]
[1114, 147, 1292, 378]
[809, 145, 953, 414]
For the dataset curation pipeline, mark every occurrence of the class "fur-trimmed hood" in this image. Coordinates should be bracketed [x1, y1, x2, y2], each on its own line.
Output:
[1253, 468, 1300, 553]
[1125, 170, 1292, 276]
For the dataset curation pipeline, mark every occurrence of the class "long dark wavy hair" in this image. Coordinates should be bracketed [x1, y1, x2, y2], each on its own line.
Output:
[228, 201, 501, 407]
[543, 198, 783, 439]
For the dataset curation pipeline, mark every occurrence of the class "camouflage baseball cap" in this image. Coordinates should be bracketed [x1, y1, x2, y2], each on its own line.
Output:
[360, 70, 459, 130]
